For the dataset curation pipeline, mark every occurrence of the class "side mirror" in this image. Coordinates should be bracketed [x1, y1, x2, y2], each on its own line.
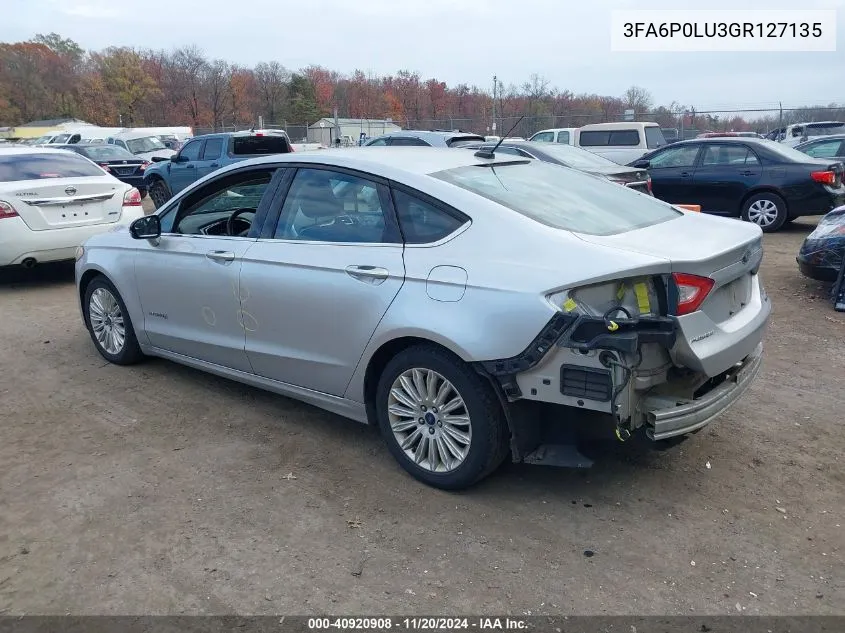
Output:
[632, 159, 650, 169]
[171, 154, 188, 163]
[130, 215, 161, 240]
[150, 156, 168, 163]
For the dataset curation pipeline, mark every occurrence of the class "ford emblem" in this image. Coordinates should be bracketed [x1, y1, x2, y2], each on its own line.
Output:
[65, 186, 77, 196]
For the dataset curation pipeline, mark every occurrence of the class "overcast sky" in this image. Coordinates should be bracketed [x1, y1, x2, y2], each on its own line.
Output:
[3, 0, 844, 113]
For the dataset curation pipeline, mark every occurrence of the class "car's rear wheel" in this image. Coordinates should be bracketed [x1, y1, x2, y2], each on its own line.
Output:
[375, 345, 509, 490]
[147, 178, 171, 209]
[83, 276, 143, 365]
[741, 192, 787, 232]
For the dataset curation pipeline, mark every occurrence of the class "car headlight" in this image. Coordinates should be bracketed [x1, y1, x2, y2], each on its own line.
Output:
[548, 276, 661, 318]
[74, 246, 84, 261]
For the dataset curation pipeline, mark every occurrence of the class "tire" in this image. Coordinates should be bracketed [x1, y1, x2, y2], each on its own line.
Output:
[147, 178, 171, 209]
[375, 345, 510, 490]
[741, 192, 788, 232]
[83, 275, 144, 365]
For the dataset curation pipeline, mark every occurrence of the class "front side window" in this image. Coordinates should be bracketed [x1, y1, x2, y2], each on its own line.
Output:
[701, 144, 760, 166]
[274, 168, 391, 243]
[432, 161, 681, 236]
[645, 127, 666, 149]
[0, 153, 107, 181]
[531, 132, 554, 143]
[648, 144, 700, 168]
[162, 169, 275, 235]
[178, 141, 203, 162]
[392, 189, 467, 244]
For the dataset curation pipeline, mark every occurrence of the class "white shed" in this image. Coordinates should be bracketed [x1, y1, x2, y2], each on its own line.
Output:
[307, 118, 401, 146]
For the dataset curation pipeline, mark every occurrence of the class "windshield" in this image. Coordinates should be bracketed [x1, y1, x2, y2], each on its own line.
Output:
[125, 136, 167, 154]
[33, 135, 54, 144]
[0, 153, 106, 181]
[432, 161, 680, 236]
[533, 144, 622, 169]
[79, 145, 136, 160]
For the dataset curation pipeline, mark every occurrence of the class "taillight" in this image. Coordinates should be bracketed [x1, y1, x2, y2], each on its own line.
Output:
[123, 188, 142, 207]
[647, 175, 653, 194]
[673, 273, 715, 316]
[811, 170, 836, 185]
[0, 200, 19, 219]
[99, 163, 111, 173]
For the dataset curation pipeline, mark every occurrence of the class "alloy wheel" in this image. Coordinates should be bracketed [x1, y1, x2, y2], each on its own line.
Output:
[387, 368, 472, 473]
[89, 288, 126, 355]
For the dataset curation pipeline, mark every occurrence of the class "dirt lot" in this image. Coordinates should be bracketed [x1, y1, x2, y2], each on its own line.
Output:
[0, 217, 842, 616]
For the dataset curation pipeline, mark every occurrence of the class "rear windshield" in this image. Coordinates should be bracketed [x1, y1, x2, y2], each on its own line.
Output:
[231, 135, 291, 155]
[579, 129, 640, 147]
[0, 153, 106, 181]
[432, 161, 680, 236]
[126, 136, 167, 154]
[446, 135, 485, 147]
[534, 144, 621, 169]
[79, 145, 136, 160]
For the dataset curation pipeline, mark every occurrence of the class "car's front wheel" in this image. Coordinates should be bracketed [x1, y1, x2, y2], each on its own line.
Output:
[83, 276, 144, 365]
[741, 192, 787, 232]
[375, 345, 510, 490]
[147, 178, 171, 209]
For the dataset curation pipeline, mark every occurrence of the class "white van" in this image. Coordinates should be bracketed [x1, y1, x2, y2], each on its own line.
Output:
[528, 128, 577, 145]
[575, 122, 666, 164]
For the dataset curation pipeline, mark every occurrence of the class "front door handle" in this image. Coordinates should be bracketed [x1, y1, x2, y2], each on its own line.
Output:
[186, 164, 196, 169]
[210, 163, 220, 168]
[206, 250, 235, 263]
[740, 170, 757, 176]
[346, 265, 389, 285]
[680, 171, 692, 178]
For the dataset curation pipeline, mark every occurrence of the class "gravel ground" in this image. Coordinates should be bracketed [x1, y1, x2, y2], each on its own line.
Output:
[0, 216, 842, 616]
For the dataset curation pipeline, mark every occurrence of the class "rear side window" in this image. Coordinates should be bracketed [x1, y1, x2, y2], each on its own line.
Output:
[366, 138, 388, 146]
[0, 153, 106, 181]
[579, 130, 640, 147]
[390, 137, 430, 146]
[701, 145, 760, 166]
[231, 135, 291, 156]
[432, 161, 680, 236]
[556, 131, 570, 144]
[202, 138, 224, 159]
[392, 189, 467, 244]
[446, 136, 485, 147]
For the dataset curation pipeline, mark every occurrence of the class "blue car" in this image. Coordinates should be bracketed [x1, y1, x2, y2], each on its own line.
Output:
[144, 130, 293, 208]
[797, 206, 845, 282]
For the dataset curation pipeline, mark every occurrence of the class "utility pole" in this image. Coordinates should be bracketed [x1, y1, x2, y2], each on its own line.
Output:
[779, 101, 783, 134]
[492, 75, 497, 133]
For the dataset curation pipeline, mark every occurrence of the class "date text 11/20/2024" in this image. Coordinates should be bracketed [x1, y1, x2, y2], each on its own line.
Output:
[307, 617, 528, 630]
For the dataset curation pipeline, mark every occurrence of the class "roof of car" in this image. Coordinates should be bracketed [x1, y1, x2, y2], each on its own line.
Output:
[796, 134, 845, 143]
[109, 130, 162, 140]
[371, 130, 484, 141]
[0, 146, 74, 156]
[234, 147, 529, 176]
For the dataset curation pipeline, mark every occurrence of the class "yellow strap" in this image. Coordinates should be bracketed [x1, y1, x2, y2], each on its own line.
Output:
[634, 282, 650, 314]
[607, 320, 619, 332]
[563, 298, 578, 312]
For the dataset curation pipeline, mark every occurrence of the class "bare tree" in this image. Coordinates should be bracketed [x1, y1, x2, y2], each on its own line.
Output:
[622, 85, 653, 116]
[254, 61, 290, 124]
[205, 59, 232, 130]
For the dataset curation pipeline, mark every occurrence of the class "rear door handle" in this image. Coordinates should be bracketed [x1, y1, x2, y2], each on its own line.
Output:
[206, 250, 235, 263]
[186, 164, 196, 169]
[210, 163, 220, 168]
[740, 171, 757, 176]
[680, 171, 692, 178]
[346, 265, 389, 285]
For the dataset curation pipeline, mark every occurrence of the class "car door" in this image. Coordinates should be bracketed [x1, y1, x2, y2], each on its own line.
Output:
[645, 143, 703, 204]
[169, 139, 205, 194]
[691, 143, 762, 215]
[240, 166, 405, 395]
[133, 166, 284, 372]
[196, 137, 225, 179]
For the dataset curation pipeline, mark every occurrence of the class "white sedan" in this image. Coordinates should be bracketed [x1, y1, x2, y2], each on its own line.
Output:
[0, 147, 145, 268]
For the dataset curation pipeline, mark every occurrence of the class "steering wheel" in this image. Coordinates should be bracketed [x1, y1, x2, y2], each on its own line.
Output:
[226, 208, 254, 236]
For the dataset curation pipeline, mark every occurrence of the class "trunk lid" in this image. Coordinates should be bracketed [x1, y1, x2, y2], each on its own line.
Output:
[575, 212, 763, 325]
[7, 177, 127, 230]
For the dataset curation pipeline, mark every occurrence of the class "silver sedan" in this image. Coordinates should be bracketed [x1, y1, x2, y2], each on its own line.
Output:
[75, 148, 771, 489]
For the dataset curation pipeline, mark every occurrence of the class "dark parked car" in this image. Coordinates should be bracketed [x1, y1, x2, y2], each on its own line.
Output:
[631, 138, 845, 232]
[797, 205, 845, 281]
[794, 134, 845, 161]
[458, 140, 652, 194]
[55, 143, 149, 195]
